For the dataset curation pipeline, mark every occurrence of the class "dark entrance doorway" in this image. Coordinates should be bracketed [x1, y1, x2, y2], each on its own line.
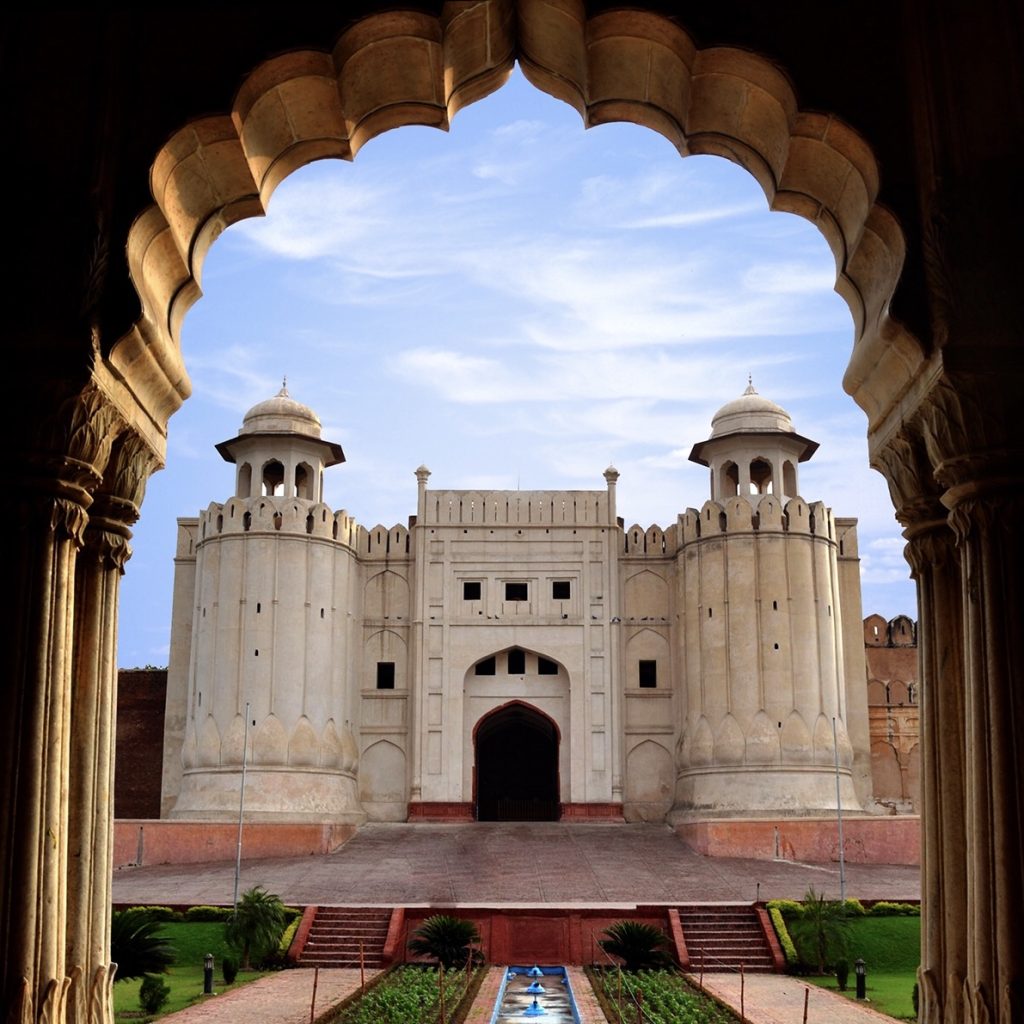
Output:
[475, 703, 560, 821]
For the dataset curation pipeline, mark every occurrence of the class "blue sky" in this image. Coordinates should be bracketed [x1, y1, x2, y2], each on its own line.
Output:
[117, 67, 915, 668]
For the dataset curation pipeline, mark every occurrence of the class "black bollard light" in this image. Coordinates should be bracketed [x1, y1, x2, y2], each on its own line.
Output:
[204, 952, 214, 995]
[855, 958, 866, 1000]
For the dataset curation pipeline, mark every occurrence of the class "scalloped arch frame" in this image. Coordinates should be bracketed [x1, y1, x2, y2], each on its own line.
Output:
[118, 1, 923, 448]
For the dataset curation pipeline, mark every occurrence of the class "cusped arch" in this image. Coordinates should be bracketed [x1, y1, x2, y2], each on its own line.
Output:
[115, 2, 920, 451]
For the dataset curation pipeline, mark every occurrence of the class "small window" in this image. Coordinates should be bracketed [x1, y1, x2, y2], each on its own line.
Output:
[463, 581, 482, 601]
[505, 582, 528, 601]
[552, 580, 571, 600]
[638, 660, 657, 688]
[376, 662, 395, 689]
[538, 657, 558, 676]
[475, 657, 496, 676]
[507, 649, 526, 674]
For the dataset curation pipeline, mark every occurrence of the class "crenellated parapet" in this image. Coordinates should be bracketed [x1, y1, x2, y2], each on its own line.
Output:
[622, 522, 679, 557]
[356, 522, 411, 559]
[195, 495, 365, 548]
[423, 489, 612, 526]
[678, 495, 835, 542]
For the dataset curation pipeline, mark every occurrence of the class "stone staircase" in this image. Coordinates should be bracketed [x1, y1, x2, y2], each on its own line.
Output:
[678, 904, 776, 973]
[296, 906, 392, 968]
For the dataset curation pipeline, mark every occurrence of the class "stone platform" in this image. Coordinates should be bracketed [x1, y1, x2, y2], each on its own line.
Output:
[113, 822, 919, 907]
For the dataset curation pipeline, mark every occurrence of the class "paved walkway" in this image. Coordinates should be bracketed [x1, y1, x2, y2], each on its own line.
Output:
[698, 973, 902, 1023]
[113, 822, 919, 907]
[160, 968, 379, 1023]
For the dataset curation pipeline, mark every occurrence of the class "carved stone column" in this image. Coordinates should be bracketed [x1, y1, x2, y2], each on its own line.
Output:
[876, 429, 968, 1024]
[65, 434, 154, 1024]
[920, 380, 1023, 1024]
[3, 384, 116, 1024]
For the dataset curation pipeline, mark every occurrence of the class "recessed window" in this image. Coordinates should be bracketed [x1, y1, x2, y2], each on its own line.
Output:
[463, 581, 482, 601]
[639, 660, 657, 688]
[507, 649, 526, 674]
[475, 657, 496, 676]
[376, 662, 395, 689]
[538, 657, 558, 676]
[552, 580, 571, 600]
[505, 582, 528, 601]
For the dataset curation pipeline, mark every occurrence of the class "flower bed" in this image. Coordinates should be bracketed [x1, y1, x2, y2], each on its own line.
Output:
[589, 967, 739, 1024]
[329, 964, 478, 1024]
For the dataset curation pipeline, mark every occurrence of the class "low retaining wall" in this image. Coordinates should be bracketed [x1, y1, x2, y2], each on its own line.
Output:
[675, 815, 920, 865]
[113, 820, 358, 867]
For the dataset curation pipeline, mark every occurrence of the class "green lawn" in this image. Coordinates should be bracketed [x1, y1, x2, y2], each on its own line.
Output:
[807, 916, 920, 1021]
[113, 922, 268, 1022]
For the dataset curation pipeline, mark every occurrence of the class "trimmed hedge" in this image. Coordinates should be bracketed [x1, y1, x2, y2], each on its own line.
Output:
[868, 901, 920, 917]
[184, 905, 232, 922]
[769, 906, 799, 968]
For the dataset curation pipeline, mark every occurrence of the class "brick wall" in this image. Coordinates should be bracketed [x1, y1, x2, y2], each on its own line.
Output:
[115, 669, 167, 819]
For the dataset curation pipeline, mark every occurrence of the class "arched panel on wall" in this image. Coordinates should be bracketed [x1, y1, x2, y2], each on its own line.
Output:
[359, 739, 407, 821]
[871, 739, 903, 803]
[363, 628, 407, 690]
[867, 679, 888, 705]
[624, 627, 670, 690]
[624, 740, 674, 822]
[364, 568, 410, 620]
[906, 743, 921, 810]
[623, 569, 669, 618]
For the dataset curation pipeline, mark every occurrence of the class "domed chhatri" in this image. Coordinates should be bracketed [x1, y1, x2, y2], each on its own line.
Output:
[710, 379, 794, 438]
[240, 380, 323, 438]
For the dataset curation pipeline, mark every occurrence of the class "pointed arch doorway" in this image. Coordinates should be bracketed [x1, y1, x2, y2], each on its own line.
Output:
[474, 702, 560, 821]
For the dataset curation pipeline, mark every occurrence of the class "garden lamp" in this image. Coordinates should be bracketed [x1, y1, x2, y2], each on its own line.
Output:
[204, 953, 214, 995]
[855, 958, 866, 999]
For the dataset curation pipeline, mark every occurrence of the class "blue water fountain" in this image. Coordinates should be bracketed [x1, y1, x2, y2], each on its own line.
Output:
[489, 966, 581, 1023]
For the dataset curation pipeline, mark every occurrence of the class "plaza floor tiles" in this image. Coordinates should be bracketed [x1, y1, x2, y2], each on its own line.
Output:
[112, 822, 920, 908]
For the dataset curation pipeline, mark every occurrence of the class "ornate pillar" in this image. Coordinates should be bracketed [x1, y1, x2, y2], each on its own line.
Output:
[2, 384, 117, 1024]
[912, 379, 1023, 1024]
[66, 434, 154, 1024]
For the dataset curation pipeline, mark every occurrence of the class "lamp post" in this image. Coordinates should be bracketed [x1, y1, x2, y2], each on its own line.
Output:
[204, 953, 214, 994]
[232, 701, 251, 913]
[855, 958, 866, 1000]
[832, 716, 846, 903]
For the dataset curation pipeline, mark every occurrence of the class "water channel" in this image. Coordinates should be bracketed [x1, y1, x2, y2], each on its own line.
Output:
[490, 966, 581, 1023]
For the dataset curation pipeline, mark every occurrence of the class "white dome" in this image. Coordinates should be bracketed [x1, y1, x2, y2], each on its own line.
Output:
[710, 382, 794, 438]
[240, 384, 321, 438]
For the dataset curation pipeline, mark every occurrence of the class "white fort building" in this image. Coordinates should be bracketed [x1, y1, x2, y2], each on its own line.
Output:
[160, 383, 872, 826]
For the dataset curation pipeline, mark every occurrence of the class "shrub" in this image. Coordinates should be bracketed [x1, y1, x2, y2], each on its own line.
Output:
[913, 981, 919, 1016]
[138, 974, 170, 1014]
[769, 905, 799, 969]
[869, 901, 920, 916]
[222, 955, 239, 985]
[124, 905, 180, 922]
[598, 920, 673, 971]
[789, 888, 849, 974]
[768, 898, 805, 920]
[184, 905, 232, 922]
[842, 899, 867, 916]
[278, 916, 300, 957]
[225, 885, 287, 969]
[408, 915, 482, 969]
[110, 909, 176, 982]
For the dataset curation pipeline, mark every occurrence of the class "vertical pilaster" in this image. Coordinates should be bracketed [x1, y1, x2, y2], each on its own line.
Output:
[66, 435, 153, 1024]
[3, 384, 116, 1024]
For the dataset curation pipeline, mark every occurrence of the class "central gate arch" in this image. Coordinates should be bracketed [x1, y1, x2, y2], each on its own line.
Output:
[474, 701, 560, 821]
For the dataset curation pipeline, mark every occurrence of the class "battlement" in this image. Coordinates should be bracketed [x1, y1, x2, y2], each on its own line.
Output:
[622, 522, 680, 557]
[356, 523, 411, 559]
[196, 497, 361, 548]
[678, 495, 835, 544]
[422, 489, 612, 526]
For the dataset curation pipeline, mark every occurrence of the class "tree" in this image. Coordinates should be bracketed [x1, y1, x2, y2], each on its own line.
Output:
[225, 885, 287, 969]
[790, 888, 849, 974]
[407, 915, 482, 969]
[110, 908, 176, 982]
[598, 921, 673, 971]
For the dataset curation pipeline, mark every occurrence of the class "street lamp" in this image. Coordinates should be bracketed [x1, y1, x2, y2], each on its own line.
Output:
[204, 953, 215, 994]
[855, 958, 866, 1000]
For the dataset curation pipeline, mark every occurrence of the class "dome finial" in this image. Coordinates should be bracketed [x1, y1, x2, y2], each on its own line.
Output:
[278, 375, 289, 397]
[744, 374, 756, 396]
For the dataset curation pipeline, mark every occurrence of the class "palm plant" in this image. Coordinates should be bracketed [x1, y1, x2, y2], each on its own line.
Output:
[407, 914, 482, 968]
[110, 908, 176, 982]
[598, 920, 673, 971]
[225, 885, 287, 969]
[790, 887, 849, 973]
